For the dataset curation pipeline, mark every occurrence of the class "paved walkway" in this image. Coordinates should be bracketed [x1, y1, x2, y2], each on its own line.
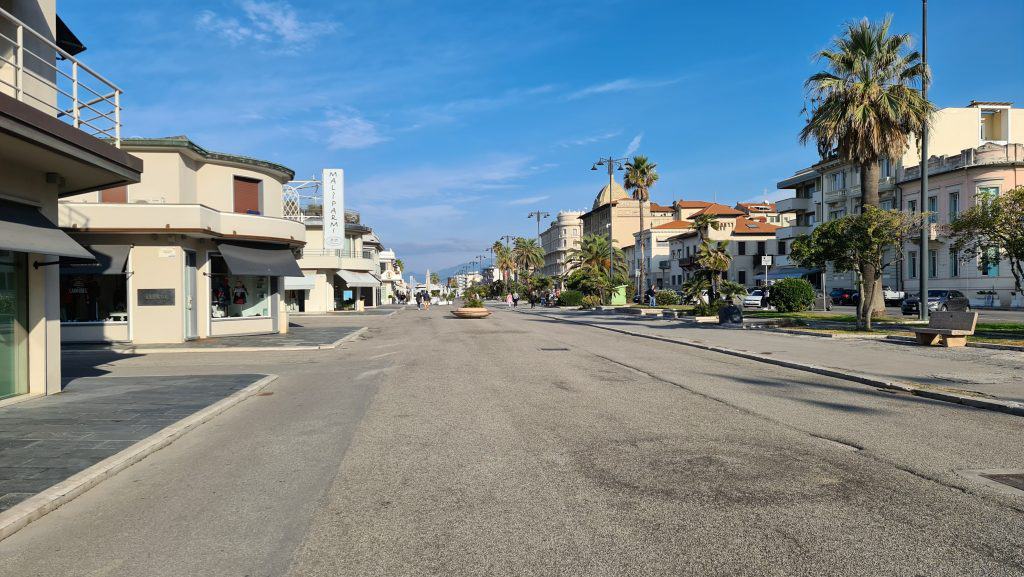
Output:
[523, 309, 1024, 404]
[0, 374, 264, 512]
[64, 325, 363, 351]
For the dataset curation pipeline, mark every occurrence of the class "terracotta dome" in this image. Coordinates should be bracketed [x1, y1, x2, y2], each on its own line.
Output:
[592, 177, 629, 209]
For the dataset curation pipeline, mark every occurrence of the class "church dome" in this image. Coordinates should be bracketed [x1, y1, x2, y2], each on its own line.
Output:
[592, 177, 629, 209]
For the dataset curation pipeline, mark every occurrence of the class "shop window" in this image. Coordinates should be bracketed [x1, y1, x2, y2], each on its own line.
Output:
[100, 185, 127, 203]
[60, 274, 128, 323]
[0, 251, 28, 400]
[233, 176, 261, 215]
[209, 254, 271, 318]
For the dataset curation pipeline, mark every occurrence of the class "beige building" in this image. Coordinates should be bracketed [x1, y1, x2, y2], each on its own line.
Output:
[59, 137, 304, 344]
[377, 249, 405, 304]
[667, 206, 783, 290]
[540, 210, 582, 281]
[776, 101, 1024, 290]
[734, 202, 793, 226]
[632, 220, 693, 290]
[579, 176, 674, 252]
[290, 214, 380, 313]
[0, 1, 142, 403]
[899, 142, 1024, 307]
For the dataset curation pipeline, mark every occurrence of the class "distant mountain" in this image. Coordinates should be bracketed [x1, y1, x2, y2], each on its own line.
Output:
[409, 261, 483, 283]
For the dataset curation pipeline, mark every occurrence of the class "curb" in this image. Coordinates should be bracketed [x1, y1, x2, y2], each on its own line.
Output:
[521, 310, 1024, 418]
[62, 327, 368, 355]
[0, 374, 280, 543]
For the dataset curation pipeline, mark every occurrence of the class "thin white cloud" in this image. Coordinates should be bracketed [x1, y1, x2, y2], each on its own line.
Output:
[741, 189, 793, 204]
[322, 110, 388, 150]
[353, 155, 541, 201]
[403, 85, 557, 131]
[624, 132, 643, 157]
[566, 77, 681, 100]
[556, 130, 622, 148]
[506, 195, 550, 206]
[196, 1, 337, 51]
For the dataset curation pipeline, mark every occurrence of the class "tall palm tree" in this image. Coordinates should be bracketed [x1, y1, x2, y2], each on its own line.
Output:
[493, 243, 514, 285]
[690, 213, 721, 242]
[566, 234, 627, 279]
[513, 237, 544, 278]
[624, 155, 659, 296]
[697, 240, 732, 302]
[394, 259, 404, 273]
[800, 15, 932, 315]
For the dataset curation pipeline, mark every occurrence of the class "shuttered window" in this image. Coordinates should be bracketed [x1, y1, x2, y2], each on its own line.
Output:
[233, 177, 261, 214]
[100, 185, 127, 203]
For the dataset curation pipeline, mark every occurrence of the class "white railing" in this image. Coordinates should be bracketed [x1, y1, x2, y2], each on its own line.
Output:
[0, 7, 121, 145]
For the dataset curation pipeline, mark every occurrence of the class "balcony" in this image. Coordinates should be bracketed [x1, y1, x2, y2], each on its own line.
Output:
[907, 223, 944, 244]
[775, 224, 812, 240]
[59, 202, 305, 244]
[776, 196, 813, 213]
[0, 7, 121, 143]
[299, 248, 376, 271]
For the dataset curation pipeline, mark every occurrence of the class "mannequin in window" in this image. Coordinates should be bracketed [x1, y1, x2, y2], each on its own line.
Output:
[233, 280, 248, 305]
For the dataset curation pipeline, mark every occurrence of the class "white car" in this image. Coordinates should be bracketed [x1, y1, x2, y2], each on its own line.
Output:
[743, 289, 768, 309]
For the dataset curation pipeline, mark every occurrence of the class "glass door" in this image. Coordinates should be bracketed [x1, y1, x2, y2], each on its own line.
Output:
[0, 251, 28, 400]
[184, 250, 198, 340]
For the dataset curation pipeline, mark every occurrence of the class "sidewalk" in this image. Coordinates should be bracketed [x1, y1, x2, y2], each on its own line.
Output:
[0, 374, 268, 512]
[63, 325, 365, 353]
[525, 309, 1024, 405]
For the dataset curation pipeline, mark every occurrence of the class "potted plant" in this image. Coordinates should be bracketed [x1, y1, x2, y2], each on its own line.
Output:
[452, 293, 491, 318]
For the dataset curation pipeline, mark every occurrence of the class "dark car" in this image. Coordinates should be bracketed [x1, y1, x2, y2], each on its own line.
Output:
[829, 288, 856, 306]
[901, 290, 971, 315]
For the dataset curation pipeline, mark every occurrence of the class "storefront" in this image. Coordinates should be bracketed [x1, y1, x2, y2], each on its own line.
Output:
[208, 242, 301, 337]
[336, 270, 380, 311]
[59, 245, 131, 342]
[284, 273, 317, 312]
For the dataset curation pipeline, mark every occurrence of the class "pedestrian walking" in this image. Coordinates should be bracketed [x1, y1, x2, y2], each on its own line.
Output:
[512, 291, 520, 308]
[646, 285, 657, 307]
[415, 291, 423, 310]
[505, 293, 513, 308]
[423, 290, 431, 310]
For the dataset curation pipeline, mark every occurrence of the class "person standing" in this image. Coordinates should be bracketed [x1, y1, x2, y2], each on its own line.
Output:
[423, 290, 431, 310]
[505, 293, 513, 309]
[415, 291, 423, 310]
[646, 285, 657, 307]
[512, 291, 520, 308]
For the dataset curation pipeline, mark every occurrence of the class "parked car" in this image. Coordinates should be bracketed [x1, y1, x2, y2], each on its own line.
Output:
[678, 289, 709, 305]
[829, 288, 856, 305]
[743, 289, 768, 309]
[882, 286, 905, 306]
[901, 290, 971, 315]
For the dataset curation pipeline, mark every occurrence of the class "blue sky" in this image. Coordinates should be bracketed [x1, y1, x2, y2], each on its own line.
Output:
[62, 0, 1024, 275]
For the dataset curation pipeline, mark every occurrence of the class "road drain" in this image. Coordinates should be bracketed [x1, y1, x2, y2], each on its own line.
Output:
[539, 347, 570, 351]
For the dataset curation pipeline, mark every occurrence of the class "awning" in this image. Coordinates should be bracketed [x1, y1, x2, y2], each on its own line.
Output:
[284, 274, 316, 290]
[336, 270, 380, 288]
[60, 245, 131, 275]
[217, 242, 302, 277]
[766, 267, 821, 280]
[0, 199, 92, 258]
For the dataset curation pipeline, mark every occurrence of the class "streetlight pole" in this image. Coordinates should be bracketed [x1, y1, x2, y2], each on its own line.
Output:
[528, 211, 550, 240]
[592, 156, 627, 290]
[919, 0, 930, 321]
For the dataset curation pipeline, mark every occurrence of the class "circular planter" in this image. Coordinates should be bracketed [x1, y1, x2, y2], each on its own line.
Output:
[452, 307, 491, 319]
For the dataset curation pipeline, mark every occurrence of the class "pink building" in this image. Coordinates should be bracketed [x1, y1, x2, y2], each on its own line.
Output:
[899, 142, 1024, 307]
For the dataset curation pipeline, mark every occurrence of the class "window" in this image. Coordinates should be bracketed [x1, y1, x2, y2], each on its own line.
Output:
[948, 191, 959, 222]
[907, 251, 918, 279]
[738, 270, 746, 285]
[927, 196, 937, 224]
[907, 199, 917, 213]
[880, 158, 892, 177]
[100, 185, 127, 203]
[60, 274, 128, 323]
[949, 248, 959, 277]
[928, 250, 937, 278]
[778, 241, 786, 255]
[829, 171, 845, 191]
[977, 186, 999, 201]
[210, 254, 271, 318]
[232, 176, 261, 215]
[828, 208, 845, 221]
[756, 241, 766, 254]
[981, 247, 999, 277]
[738, 242, 746, 255]
[880, 199, 895, 211]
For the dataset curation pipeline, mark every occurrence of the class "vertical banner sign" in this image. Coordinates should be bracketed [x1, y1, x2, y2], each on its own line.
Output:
[322, 169, 344, 250]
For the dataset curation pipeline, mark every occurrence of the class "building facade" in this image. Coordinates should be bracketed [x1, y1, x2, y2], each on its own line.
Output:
[540, 210, 582, 281]
[290, 213, 380, 313]
[631, 221, 693, 290]
[899, 142, 1024, 307]
[1, 1, 143, 402]
[667, 213, 781, 291]
[579, 177, 674, 250]
[60, 137, 304, 344]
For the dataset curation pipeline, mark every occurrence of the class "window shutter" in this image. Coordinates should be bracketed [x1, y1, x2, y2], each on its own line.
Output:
[233, 177, 261, 214]
[100, 185, 127, 203]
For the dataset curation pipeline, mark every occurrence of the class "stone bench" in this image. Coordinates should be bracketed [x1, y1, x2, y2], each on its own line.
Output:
[910, 311, 978, 347]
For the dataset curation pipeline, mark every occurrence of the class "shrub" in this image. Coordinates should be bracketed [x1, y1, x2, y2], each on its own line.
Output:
[463, 294, 485, 308]
[654, 290, 681, 306]
[766, 278, 815, 312]
[693, 300, 725, 317]
[557, 290, 584, 307]
[581, 295, 602, 309]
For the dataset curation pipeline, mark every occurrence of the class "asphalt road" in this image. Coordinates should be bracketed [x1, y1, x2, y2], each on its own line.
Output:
[1, 309, 1022, 576]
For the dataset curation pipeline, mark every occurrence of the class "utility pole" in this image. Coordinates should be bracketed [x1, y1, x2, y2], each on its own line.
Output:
[919, 0, 930, 321]
[528, 211, 550, 239]
[592, 155, 627, 288]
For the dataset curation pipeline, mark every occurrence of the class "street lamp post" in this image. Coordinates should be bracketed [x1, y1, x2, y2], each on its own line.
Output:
[592, 156, 627, 287]
[528, 211, 550, 239]
[918, 0, 930, 321]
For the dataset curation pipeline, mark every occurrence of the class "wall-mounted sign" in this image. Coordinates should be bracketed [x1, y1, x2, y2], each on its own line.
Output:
[761, 255, 773, 267]
[138, 288, 175, 306]
[322, 168, 344, 250]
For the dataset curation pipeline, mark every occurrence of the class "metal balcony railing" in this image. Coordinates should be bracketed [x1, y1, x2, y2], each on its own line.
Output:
[0, 7, 122, 145]
[300, 249, 378, 259]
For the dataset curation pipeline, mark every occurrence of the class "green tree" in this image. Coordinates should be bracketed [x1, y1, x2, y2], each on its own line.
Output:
[430, 272, 440, 286]
[492, 241, 515, 284]
[949, 186, 1024, 294]
[767, 278, 816, 312]
[394, 259, 404, 273]
[624, 155, 659, 294]
[513, 237, 545, 278]
[800, 15, 933, 316]
[791, 207, 922, 330]
[690, 213, 721, 241]
[565, 234, 628, 303]
[696, 240, 732, 302]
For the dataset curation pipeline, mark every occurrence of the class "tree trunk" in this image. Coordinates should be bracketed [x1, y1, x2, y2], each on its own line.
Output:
[860, 161, 886, 319]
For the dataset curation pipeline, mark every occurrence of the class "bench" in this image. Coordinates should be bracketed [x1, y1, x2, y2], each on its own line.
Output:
[910, 311, 978, 347]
